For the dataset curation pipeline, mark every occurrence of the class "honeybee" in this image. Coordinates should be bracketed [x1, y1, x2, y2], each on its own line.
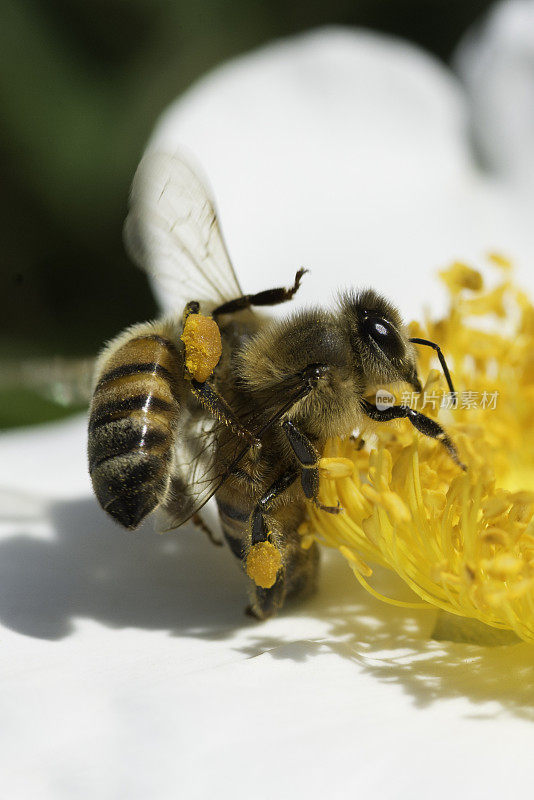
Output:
[88, 152, 463, 619]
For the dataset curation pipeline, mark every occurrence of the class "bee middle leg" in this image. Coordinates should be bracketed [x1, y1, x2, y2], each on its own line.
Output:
[281, 419, 342, 514]
[212, 268, 307, 316]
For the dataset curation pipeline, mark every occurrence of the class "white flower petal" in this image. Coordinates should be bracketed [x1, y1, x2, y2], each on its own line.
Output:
[4, 24, 534, 799]
[145, 27, 534, 320]
[455, 0, 534, 193]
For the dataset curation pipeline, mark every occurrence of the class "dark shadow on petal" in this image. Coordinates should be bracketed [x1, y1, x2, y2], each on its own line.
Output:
[0, 497, 249, 640]
[1, 494, 533, 721]
[234, 560, 534, 722]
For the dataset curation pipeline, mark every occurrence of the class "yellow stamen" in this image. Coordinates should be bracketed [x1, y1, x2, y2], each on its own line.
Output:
[306, 258, 534, 643]
[319, 457, 354, 479]
[487, 251, 512, 270]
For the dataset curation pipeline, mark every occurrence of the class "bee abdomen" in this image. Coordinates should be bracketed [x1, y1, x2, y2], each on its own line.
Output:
[88, 332, 182, 529]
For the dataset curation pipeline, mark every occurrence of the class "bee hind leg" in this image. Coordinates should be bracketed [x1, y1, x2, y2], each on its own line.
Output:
[246, 467, 319, 619]
[247, 536, 320, 620]
[249, 468, 299, 546]
[189, 379, 259, 445]
[212, 268, 307, 316]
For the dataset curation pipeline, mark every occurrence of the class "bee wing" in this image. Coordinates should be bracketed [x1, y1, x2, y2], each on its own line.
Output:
[164, 409, 252, 529]
[163, 372, 317, 529]
[124, 151, 243, 312]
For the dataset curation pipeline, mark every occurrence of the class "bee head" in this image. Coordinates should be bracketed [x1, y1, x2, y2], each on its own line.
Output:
[341, 289, 422, 393]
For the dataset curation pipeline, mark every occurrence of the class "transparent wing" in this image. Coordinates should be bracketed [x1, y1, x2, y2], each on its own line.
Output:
[124, 151, 243, 312]
[164, 406, 254, 529]
[162, 372, 315, 529]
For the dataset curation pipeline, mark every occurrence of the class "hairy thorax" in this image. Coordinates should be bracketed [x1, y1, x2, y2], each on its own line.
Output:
[235, 308, 365, 445]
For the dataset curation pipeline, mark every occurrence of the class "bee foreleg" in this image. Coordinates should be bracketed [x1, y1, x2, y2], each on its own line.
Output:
[281, 420, 342, 514]
[361, 400, 466, 470]
[212, 268, 307, 316]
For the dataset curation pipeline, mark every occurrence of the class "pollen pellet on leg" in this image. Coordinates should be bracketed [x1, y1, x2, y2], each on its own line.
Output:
[181, 313, 222, 381]
[246, 541, 282, 588]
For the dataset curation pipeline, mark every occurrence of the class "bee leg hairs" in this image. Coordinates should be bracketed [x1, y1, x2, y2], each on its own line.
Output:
[212, 268, 307, 316]
[282, 419, 342, 514]
[361, 399, 465, 469]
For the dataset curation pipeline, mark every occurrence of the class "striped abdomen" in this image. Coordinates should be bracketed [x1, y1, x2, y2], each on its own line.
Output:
[217, 497, 251, 560]
[88, 331, 182, 529]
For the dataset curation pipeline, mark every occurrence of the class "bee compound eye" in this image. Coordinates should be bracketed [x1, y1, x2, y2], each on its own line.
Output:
[361, 315, 404, 360]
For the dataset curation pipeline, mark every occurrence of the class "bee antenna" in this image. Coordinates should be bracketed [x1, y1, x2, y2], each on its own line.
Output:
[409, 337, 457, 406]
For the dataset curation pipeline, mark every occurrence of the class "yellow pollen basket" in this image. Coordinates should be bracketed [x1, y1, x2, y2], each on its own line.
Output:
[306, 255, 534, 643]
[181, 313, 222, 382]
[246, 541, 282, 589]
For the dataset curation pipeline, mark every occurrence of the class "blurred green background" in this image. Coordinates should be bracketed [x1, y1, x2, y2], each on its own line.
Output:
[0, 0, 492, 427]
